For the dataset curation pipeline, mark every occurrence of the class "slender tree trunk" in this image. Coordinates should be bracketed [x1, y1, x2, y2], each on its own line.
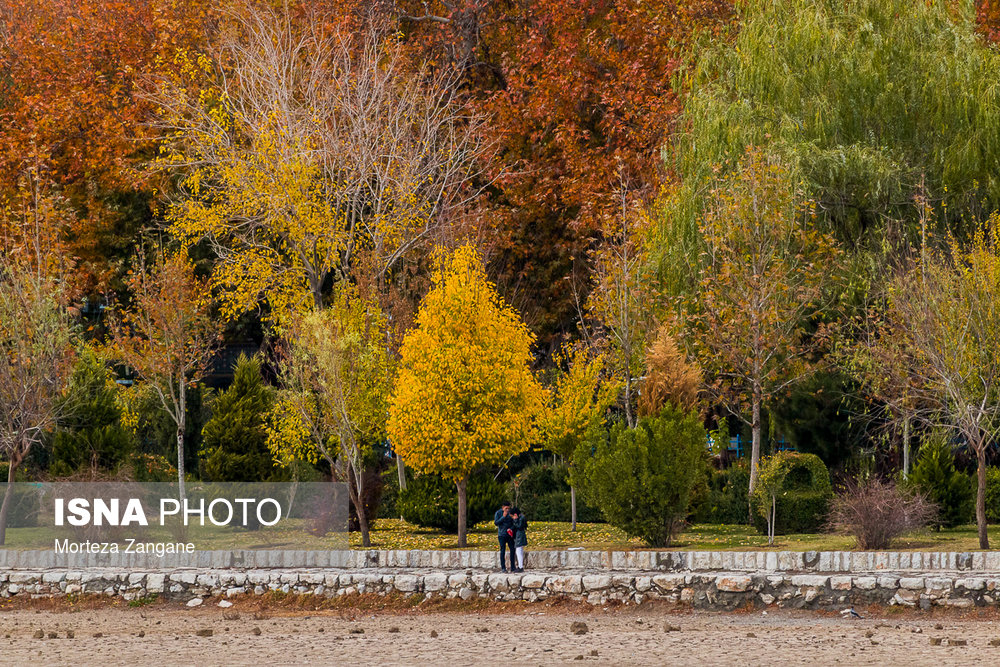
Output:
[176, 379, 186, 500]
[769, 493, 776, 546]
[354, 481, 371, 548]
[976, 445, 989, 550]
[902, 414, 911, 479]
[456, 474, 469, 548]
[624, 372, 635, 428]
[396, 455, 407, 492]
[396, 455, 407, 520]
[570, 485, 577, 531]
[748, 384, 763, 521]
[0, 455, 18, 546]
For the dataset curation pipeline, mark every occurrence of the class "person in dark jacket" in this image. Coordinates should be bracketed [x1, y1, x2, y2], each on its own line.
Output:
[494, 501, 516, 572]
[511, 507, 528, 572]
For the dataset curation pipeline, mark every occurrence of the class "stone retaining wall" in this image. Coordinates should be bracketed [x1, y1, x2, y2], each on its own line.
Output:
[2, 549, 997, 572]
[2, 568, 997, 610]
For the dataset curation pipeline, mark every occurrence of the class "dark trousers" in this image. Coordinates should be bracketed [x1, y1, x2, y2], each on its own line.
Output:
[499, 535, 516, 570]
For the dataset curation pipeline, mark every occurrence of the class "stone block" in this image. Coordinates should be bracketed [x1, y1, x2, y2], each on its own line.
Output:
[582, 575, 612, 591]
[898, 577, 925, 590]
[423, 573, 448, 592]
[651, 574, 685, 591]
[789, 575, 828, 588]
[487, 573, 510, 592]
[830, 576, 852, 591]
[547, 575, 583, 595]
[956, 577, 985, 591]
[393, 575, 419, 593]
[715, 575, 753, 592]
[853, 577, 877, 590]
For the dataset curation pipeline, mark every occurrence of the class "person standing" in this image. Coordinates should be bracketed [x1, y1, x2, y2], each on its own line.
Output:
[511, 507, 528, 572]
[494, 501, 516, 572]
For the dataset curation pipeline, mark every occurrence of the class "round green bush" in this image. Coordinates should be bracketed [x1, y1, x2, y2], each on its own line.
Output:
[693, 463, 750, 525]
[398, 472, 504, 533]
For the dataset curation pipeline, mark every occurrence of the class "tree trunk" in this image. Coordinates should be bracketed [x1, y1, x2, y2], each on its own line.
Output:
[769, 493, 777, 546]
[977, 445, 989, 550]
[396, 455, 407, 491]
[456, 474, 469, 548]
[747, 385, 763, 524]
[902, 414, 911, 479]
[355, 485, 371, 548]
[624, 373, 635, 428]
[176, 378, 186, 500]
[570, 485, 577, 532]
[396, 454, 407, 520]
[0, 455, 18, 546]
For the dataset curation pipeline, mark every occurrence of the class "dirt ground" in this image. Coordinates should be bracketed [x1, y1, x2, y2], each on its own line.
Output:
[2, 599, 1000, 666]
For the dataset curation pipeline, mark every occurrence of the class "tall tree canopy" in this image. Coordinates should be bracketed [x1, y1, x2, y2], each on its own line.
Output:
[654, 0, 1000, 294]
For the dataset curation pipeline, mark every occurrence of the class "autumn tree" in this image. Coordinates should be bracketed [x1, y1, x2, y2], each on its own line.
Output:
[154, 4, 488, 327]
[394, 0, 733, 344]
[655, 0, 1000, 294]
[689, 150, 840, 497]
[540, 347, 618, 530]
[0, 191, 75, 545]
[588, 183, 654, 427]
[108, 252, 219, 499]
[266, 284, 393, 547]
[387, 245, 545, 547]
[0, 0, 217, 294]
[869, 221, 1000, 549]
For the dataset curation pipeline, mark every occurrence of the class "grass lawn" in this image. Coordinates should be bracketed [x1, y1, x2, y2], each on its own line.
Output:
[348, 519, 1000, 552]
[7, 519, 998, 553]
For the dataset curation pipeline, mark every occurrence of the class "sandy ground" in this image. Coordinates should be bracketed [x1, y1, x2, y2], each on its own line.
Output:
[2, 602, 1000, 666]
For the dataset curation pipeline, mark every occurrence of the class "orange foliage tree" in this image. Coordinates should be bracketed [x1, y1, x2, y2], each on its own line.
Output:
[0, 0, 217, 293]
[107, 252, 220, 498]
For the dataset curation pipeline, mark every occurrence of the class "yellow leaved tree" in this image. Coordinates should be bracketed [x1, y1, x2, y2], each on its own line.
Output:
[540, 347, 619, 530]
[388, 244, 546, 546]
[265, 283, 393, 547]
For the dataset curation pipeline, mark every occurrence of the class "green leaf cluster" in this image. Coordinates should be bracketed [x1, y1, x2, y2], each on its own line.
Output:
[907, 432, 974, 529]
[574, 404, 707, 547]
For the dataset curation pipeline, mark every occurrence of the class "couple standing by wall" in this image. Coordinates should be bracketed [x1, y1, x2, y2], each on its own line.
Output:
[494, 501, 528, 572]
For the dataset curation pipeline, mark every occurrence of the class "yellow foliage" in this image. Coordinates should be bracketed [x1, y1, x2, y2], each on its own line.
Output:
[266, 283, 394, 468]
[540, 347, 619, 459]
[387, 244, 546, 482]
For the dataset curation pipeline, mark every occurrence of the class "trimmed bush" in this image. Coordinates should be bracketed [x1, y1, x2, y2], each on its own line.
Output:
[750, 452, 832, 536]
[986, 466, 1000, 523]
[509, 463, 602, 523]
[575, 404, 708, 547]
[908, 433, 974, 529]
[693, 463, 750, 525]
[398, 472, 505, 533]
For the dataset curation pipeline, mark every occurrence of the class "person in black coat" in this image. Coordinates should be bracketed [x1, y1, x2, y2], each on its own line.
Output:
[493, 501, 516, 572]
[511, 507, 528, 572]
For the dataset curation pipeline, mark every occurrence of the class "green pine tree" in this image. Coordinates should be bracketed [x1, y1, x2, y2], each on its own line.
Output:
[200, 355, 281, 482]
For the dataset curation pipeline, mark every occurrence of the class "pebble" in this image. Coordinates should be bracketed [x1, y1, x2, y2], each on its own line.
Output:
[570, 622, 588, 635]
